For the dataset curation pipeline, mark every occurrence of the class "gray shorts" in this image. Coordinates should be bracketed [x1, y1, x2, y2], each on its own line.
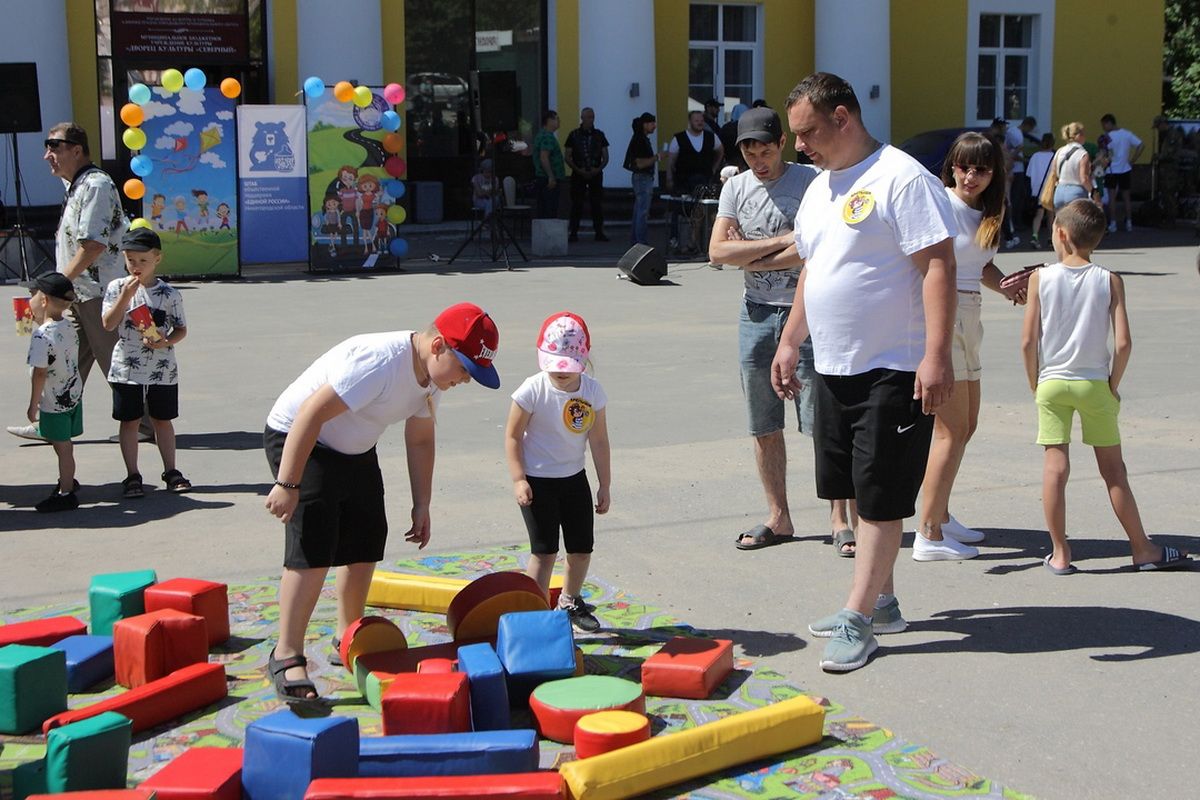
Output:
[738, 299, 815, 437]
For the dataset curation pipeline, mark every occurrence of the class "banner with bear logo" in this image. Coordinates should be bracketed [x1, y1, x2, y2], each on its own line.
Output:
[236, 105, 309, 264]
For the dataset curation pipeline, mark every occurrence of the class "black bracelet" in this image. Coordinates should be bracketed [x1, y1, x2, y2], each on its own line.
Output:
[274, 480, 300, 490]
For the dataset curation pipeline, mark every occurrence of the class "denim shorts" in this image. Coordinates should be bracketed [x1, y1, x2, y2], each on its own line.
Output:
[738, 299, 815, 436]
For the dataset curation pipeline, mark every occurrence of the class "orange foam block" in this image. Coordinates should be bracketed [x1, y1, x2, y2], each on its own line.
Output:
[640, 637, 733, 699]
[113, 609, 208, 689]
[304, 774, 564, 800]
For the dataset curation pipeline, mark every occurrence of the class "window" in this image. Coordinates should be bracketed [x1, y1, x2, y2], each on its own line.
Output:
[966, 0, 1055, 128]
[688, 3, 762, 118]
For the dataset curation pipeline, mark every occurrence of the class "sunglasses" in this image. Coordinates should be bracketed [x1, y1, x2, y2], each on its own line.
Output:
[953, 164, 993, 177]
[44, 138, 80, 151]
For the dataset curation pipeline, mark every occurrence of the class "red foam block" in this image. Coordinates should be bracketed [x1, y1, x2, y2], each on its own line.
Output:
[0, 616, 87, 647]
[416, 658, 456, 674]
[144, 579, 230, 647]
[640, 636, 733, 699]
[27, 793, 153, 800]
[43, 661, 227, 734]
[381, 672, 471, 735]
[138, 746, 243, 800]
[357, 637, 490, 676]
[114, 609, 209, 689]
[304, 773, 564, 800]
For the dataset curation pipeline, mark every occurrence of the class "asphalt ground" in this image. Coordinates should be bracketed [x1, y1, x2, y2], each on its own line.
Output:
[2, 228, 1198, 798]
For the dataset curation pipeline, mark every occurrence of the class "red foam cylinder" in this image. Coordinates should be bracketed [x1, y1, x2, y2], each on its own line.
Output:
[573, 711, 651, 759]
[0, 616, 87, 647]
[640, 636, 734, 699]
[416, 658, 456, 674]
[304, 773, 564, 800]
[138, 746, 243, 800]
[357, 637, 490, 676]
[381, 672, 471, 735]
[144, 578, 230, 647]
[114, 609, 209, 688]
[43, 661, 227, 734]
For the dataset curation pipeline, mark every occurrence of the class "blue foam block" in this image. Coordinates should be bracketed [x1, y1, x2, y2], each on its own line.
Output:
[358, 729, 539, 777]
[243, 709, 359, 800]
[456, 642, 510, 731]
[495, 610, 576, 700]
[50, 635, 115, 693]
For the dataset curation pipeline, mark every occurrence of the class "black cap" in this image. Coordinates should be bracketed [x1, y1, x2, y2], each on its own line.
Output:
[736, 107, 784, 146]
[991, 117, 1007, 127]
[704, 97, 721, 108]
[120, 227, 162, 252]
[34, 272, 76, 302]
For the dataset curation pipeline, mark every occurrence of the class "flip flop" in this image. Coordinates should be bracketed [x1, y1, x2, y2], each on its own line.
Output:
[1135, 545, 1192, 571]
[735, 524, 789, 550]
[1043, 554, 1077, 575]
[268, 648, 319, 702]
[832, 528, 856, 558]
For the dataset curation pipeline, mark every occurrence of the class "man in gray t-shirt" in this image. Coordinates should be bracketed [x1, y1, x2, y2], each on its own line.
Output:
[709, 108, 848, 553]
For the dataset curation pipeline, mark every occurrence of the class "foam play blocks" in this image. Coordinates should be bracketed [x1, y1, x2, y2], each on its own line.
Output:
[358, 730, 539, 778]
[455, 642, 509, 731]
[143, 578, 230, 647]
[416, 658, 455, 674]
[113, 609, 208, 689]
[13, 711, 133, 800]
[0, 644, 68, 734]
[573, 710, 651, 759]
[495, 610, 576, 701]
[0, 616, 87, 647]
[138, 746, 243, 800]
[50, 635, 115, 693]
[381, 672, 471, 735]
[89, 570, 158, 636]
[528, 676, 645, 744]
[304, 773, 565, 800]
[367, 573, 470, 613]
[340, 616, 408, 673]
[640, 636, 733, 700]
[242, 710, 358, 800]
[446, 572, 549, 642]
[26, 792, 152, 800]
[558, 694, 826, 800]
[43, 661, 227, 734]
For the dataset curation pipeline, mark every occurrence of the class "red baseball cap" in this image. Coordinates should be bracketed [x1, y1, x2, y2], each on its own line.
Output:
[434, 302, 500, 388]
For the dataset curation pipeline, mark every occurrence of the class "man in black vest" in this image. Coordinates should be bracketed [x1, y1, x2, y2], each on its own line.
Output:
[665, 111, 724, 251]
[564, 107, 610, 242]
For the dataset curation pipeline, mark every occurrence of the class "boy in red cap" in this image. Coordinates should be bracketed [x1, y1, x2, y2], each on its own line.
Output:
[262, 302, 500, 701]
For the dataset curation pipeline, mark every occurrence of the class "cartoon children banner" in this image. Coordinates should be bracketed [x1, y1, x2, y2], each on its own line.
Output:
[237, 105, 309, 263]
[305, 85, 407, 272]
[139, 85, 238, 276]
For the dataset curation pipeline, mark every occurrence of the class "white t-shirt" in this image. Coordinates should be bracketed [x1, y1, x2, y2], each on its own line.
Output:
[512, 372, 607, 479]
[102, 277, 187, 386]
[28, 318, 81, 413]
[1105, 128, 1142, 174]
[267, 331, 438, 455]
[1005, 126, 1025, 173]
[667, 130, 706, 155]
[794, 144, 956, 376]
[945, 188, 998, 292]
[1027, 150, 1053, 196]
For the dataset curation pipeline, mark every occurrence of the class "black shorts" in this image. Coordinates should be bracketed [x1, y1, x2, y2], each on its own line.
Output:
[263, 426, 388, 569]
[112, 383, 178, 421]
[812, 369, 934, 521]
[1108, 171, 1132, 192]
[521, 471, 594, 555]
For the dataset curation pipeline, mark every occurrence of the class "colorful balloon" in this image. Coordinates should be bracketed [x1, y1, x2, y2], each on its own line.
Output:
[384, 179, 406, 199]
[119, 103, 144, 127]
[383, 133, 403, 154]
[130, 155, 153, 177]
[384, 156, 406, 178]
[388, 238, 410, 258]
[122, 127, 147, 151]
[383, 83, 405, 105]
[129, 217, 152, 231]
[184, 68, 206, 91]
[161, 69, 184, 93]
[303, 76, 325, 98]
[386, 205, 407, 225]
[381, 110, 401, 131]
[129, 83, 152, 105]
[220, 78, 242, 99]
[353, 85, 373, 108]
[333, 81, 354, 103]
[123, 178, 145, 200]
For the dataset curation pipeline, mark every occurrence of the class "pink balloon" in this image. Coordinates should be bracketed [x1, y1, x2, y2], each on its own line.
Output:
[383, 83, 406, 105]
[384, 156, 407, 178]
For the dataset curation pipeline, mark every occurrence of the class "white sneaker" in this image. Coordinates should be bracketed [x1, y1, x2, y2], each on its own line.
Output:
[942, 514, 985, 543]
[912, 531, 978, 561]
[6, 424, 45, 441]
[1124, 219, 1133, 232]
[1107, 221, 1118, 233]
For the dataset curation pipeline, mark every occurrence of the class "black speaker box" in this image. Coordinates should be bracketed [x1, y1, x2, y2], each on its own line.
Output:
[476, 71, 520, 132]
[617, 244, 667, 285]
[0, 63, 42, 134]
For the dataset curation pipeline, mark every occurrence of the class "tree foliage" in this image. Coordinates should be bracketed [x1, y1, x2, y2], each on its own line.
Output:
[1164, 0, 1200, 117]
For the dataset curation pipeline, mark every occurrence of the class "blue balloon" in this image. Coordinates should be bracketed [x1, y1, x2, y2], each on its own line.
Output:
[384, 180, 406, 199]
[303, 76, 325, 98]
[130, 155, 153, 177]
[129, 83, 151, 105]
[184, 68, 206, 91]
[389, 238, 410, 258]
[381, 110, 401, 131]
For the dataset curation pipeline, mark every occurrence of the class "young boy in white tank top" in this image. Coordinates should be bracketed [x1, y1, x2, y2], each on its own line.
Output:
[1020, 199, 1190, 573]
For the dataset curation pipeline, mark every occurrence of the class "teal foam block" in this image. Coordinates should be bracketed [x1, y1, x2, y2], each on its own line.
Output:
[0, 644, 68, 734]
[12, 710, 132, 800]
[89, 569, 158, 636]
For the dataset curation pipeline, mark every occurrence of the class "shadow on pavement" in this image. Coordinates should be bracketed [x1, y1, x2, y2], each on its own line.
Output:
[176, 431, 263, 451]
[0, 485, 235, 531]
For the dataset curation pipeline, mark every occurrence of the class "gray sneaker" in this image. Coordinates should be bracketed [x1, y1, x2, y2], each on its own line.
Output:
[818, 610, 878, 673]
[6, 424, 45, 441]
[808, 597, 907, 637]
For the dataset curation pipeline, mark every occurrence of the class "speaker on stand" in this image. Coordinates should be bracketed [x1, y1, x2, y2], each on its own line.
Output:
[616, 243, 667, 285]
[0, 62, 51, 284]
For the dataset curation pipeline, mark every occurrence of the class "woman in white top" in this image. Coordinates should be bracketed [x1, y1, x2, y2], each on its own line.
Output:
[915, 133, 1026, 561]
[1052, 122, 1093, 209]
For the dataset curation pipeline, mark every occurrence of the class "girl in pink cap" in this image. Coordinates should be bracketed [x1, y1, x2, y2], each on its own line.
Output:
[505, 311, 611, 632]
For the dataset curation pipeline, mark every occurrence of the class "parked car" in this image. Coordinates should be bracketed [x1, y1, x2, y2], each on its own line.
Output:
[898, 127, 988, 175]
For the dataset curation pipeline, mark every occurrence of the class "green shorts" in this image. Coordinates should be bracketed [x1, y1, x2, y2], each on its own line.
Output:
[38, 403, 83, 443]
[1036, 379, 1120, 447]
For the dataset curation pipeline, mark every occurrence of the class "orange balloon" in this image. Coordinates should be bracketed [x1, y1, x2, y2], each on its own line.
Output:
[383, 133, 403, 154]
[220, 77, 241, 99]
[333, 81, 354, 103]
[119, 103, 144, 127]
[123, 178, 145, 200]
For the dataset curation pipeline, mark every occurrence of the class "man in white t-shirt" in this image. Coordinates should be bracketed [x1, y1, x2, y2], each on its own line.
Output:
[261, 303, 501, 701]
[772, 73, 957, 673]
[1100, 113, 1144, 232]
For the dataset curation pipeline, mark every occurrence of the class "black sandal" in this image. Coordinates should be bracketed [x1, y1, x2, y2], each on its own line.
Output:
[330, 637, 342, 667]
[162, 469, 192, 493]
[122, 473, 144, 499]
[268, 648, 318, 701]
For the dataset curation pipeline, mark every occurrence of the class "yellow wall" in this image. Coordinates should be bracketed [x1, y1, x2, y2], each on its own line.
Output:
[381, 1, 406, 87]
[556, 0, 581, 126]
[891, 1, 966, 143]
[65, 0, 100, 141]
[1051, 0, 1163, 156]
[654, 0, 690, 137]
[271, 0, 298, 103]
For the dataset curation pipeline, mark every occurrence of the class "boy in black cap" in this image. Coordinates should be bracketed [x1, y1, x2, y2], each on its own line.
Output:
[101, 228, 191, 498]
[25, 272, 83, 512]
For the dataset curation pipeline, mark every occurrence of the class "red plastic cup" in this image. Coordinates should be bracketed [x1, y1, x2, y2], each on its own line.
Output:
[13, 296, 32, 335]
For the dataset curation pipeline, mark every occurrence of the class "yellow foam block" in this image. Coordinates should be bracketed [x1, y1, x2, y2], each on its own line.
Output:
[559, 694, 825, 800]
[366, 572, 470, 613]
[452, 592, 549, 641]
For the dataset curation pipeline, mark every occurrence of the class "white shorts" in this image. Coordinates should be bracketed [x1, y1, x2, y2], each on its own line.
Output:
[952, 292, 983, 382]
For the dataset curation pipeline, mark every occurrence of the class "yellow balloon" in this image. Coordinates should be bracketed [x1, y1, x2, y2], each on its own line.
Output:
[122, 127, 147, 151]
[124, 179, 145, 200]
[162, 68, 184, 93]
[386, 204, 407, 225]
[353, 85, 373, 108]
[333, 81, 354, 103]
[130, 217, 151, 230]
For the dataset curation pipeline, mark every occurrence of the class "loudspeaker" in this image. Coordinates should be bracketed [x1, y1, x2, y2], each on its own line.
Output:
[476, 71, 519, 132]
[0, 63, 42, 134]
[617, 244, 667, 285]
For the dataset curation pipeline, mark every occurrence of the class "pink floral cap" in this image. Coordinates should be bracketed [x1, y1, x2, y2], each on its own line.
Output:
[536, 311, 591, 373]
